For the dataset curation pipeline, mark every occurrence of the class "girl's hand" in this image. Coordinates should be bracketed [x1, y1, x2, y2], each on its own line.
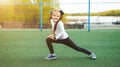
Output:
[47, 35, 52, 38]
[47, 35, 55, 40]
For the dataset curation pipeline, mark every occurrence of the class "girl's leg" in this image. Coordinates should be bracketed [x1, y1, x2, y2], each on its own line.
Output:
[60, 38, 92, 55]
[46, 37, 55, 54]
[46, 37, 91, 55]
[45, 37, 58, 60]
[46, 37, 96, 60]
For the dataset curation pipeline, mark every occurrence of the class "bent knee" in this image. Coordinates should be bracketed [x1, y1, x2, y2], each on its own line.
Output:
[46, 37, 52, 42]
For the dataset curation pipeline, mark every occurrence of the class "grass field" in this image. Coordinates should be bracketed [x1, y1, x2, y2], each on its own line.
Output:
[0, 29, 120, 67]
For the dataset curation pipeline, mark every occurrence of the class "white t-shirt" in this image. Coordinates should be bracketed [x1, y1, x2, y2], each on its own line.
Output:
[51, 19, 68, 40]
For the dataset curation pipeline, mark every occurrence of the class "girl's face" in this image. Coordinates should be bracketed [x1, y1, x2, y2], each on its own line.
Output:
[51, 11, 61, 23]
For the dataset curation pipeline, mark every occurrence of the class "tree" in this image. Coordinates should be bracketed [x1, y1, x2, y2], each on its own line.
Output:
[0, 0, 60, 25]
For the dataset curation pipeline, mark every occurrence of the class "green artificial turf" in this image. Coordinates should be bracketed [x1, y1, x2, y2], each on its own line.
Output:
[0, 29, 120, 67]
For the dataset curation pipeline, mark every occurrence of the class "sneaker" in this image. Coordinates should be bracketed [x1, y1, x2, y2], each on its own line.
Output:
[89, 53, 96, 60]
[45, 54, 57, 60]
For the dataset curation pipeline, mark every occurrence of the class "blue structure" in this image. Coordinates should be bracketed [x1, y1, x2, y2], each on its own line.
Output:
[40, 0, 91, 32]
[40, 0, 42, 31]
[88, 0, 90, 32]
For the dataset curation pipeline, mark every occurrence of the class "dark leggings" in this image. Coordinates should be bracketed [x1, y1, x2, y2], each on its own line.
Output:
[46, 37, 92, 55]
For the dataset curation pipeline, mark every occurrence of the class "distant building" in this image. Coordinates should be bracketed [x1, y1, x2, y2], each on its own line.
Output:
[65, 16, 120, 29]
[66, 16, 119, 24]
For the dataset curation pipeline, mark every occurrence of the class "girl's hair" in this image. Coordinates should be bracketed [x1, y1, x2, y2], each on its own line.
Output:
[50, 9, 64, 33]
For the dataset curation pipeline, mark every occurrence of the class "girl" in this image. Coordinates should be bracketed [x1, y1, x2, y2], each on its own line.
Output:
[45, 9, 96, 60]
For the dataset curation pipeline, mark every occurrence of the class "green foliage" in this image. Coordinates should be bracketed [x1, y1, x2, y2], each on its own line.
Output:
[99, 10, 120, 16]
[0, 0, 119, 24]
[66, 10, 120, 16]
[0, 0, 60, 24]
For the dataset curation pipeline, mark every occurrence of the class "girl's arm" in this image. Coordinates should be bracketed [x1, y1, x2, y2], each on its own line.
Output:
[47, 19, 55, 40]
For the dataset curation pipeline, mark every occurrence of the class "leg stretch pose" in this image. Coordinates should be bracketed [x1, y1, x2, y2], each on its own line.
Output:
[45, 37, 96, 60]
[45, 9, 96, 60]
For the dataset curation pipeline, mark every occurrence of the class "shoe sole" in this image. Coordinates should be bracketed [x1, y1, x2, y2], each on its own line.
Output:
[45, 57, 57, 60]
[90, 58, 96, 60]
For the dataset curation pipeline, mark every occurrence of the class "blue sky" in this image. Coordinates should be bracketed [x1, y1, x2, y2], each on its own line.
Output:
[60, 0, 120, 13]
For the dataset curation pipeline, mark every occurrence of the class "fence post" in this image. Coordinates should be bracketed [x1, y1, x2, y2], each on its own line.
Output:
[40, 0, 42, 31]
[88, 0, 90, 32]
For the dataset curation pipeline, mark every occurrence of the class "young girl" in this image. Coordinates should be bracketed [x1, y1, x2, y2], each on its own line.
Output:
[45, 9, 96, 60]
